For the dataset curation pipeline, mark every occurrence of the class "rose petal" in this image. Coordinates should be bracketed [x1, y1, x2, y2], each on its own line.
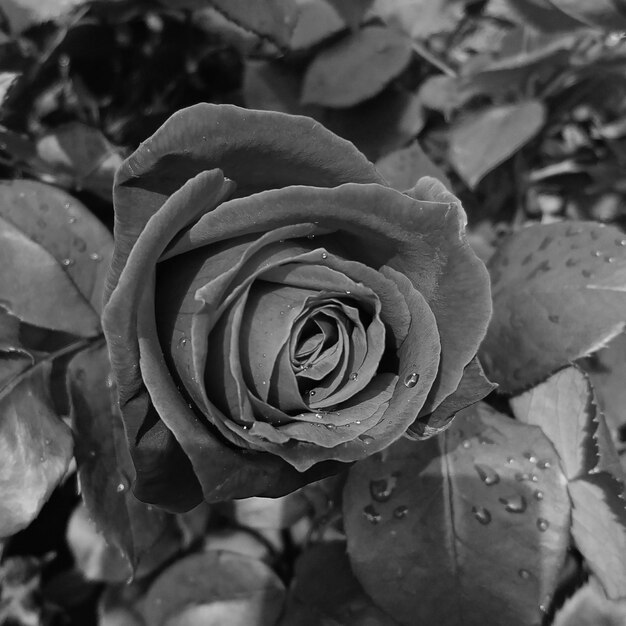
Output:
[106, 104, 383, 304]
[102, 169, 233, 510]
[168, 183, 489, 418]
[407, 356, 497, 439]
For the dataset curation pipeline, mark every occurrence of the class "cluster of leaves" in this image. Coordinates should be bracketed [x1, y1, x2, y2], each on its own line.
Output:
[3, 0, 626, 625]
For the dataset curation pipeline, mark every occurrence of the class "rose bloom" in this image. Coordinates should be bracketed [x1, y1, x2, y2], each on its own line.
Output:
[102, 104, 492, 512]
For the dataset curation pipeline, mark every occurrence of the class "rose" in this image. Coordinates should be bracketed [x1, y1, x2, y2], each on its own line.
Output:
[102, 104, 492, 512]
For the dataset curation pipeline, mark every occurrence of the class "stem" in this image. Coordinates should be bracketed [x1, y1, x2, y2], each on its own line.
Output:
[412, 41, 457, 78]
[0, 336, 99, 397]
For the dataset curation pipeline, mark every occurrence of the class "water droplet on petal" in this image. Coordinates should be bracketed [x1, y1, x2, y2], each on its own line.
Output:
[499, 494, 527, 513]
[606, 257, 615, 263]
[325, 423, 336, 430]
[462, 440, 471, 449]
[518, 569, 531, 580]
[309, 390, 316, 397]
[68, 216, 77, 224]
[507, 457, 515, 465]
[534, 490, 544, 501]
[523, 452, 537, 463]
[619, 239, 626, 246]
[593, 250, 602, 257]
[363, 504, 381, 524]
[537, 459, 551, 469]
[471, 506, 492, 525]
[359, 434, 374, 444]
[349, 372, 359, 381]
[321, 252, 328, 259]
[61, 258, 74, 267]
[307, 234, 315, 240]
[89, 252, 101, 262]
[515, 472, 530, 482]
[345, 290, 351, 295]
[537, 518, 549, 532]
[116, 482, 126, 493]
[315, 413, 323, 419]
[403, 372, 420, 388]
[178, 337, 188, 348]
[370, 474, 398, 502]
[393, 505, 408, 519]
[478, 435, 495, 445]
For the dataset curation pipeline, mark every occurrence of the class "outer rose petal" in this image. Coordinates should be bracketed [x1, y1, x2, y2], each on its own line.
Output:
[105, 104, 384, 306]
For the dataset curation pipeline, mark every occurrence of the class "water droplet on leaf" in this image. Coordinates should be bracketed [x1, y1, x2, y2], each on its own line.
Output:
[499, 494, 527, 513]
[370, 474, 398, 502]
[474, 464, 499, 485]
[471, 506, 492, 525]
[393, 505, 408, 519]
[363, 504, 381, 524]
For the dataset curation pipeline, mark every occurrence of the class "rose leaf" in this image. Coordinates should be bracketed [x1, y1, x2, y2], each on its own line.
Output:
[552, 577, 626, 626]
[579, 332, 626, 457]
[448, 101, 546, 188]
[512, 366, 626, 599]
[510, 367, 594, 480]
[0, 360, 73, 538]
[481, 221, 626, 393]
[207, 0, 298, 47]
[142, 551, 285, 626]
[301, 25, 413, 108]
[0, 179, 113, 321]
[569, 476, 626, 599]
[36, 123, 125, 202]
[67, 342, 182, 573]
[279, 542, 400, 626]
[343, 402, 570, 626]
[376, 142, 451, 192]
[289, 0, 346, 50]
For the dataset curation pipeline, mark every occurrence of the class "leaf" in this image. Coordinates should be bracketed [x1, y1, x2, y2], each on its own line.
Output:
[242, 60, 321, 117]
[449, 101, 546, 188]
[290, 0, 346, 50]
[569, 476, 626, 599]
[369, 0, 464, 39]
[506, 0, 584, 32]
[0, 360, 73, 538]
[280, 542, 400, 626]
[376, 142, 451, 192]
[233, 492, 311, 529]
[481, 221, 626, 393]
[301, 25, 413, 108]
[325, 0, 372, 28]
[547, 0, 626, 30]
[67, 342, 182, 572]
[511, 367, 594, 479]
[0, 73, 19, 105]
[553, 577, 626, 626]
[343, 402, 570, 626]
[142, 551, 285, 626]
[0, 179, 113, 320]
[0, 0, 87, 33]
[207, 0, 298, 47]
[511, 366, 626, 599]
[36, 123, 125, 201]
[579, 333, 626, 456]
[323, 88, 424, 160]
